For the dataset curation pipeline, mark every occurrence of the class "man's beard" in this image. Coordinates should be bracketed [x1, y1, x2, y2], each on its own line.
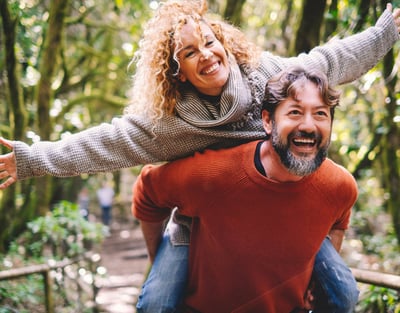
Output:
[271, 122, 329, 176]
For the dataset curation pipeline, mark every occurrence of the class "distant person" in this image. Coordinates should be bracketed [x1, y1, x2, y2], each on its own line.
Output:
[77, 186, 90, 220]
[132, 67, 359, 312]
[96, 183, 115, 226]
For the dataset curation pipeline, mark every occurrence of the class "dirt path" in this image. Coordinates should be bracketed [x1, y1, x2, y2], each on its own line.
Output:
[95, 221, 148, 313]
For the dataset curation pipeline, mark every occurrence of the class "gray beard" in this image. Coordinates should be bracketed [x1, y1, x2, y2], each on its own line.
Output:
[271, 122, 328, 176]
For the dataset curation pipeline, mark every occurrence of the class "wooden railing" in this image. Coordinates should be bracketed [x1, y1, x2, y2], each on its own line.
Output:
[351, 267, 400, 291]
[1, 260, 399, 312]
[0, 252, 101, 313]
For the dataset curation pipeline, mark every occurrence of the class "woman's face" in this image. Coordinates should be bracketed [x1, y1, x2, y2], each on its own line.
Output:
[175, 19, 230, 96]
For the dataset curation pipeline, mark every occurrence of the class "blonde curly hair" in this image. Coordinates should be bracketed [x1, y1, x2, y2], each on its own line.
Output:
[125, 0, 261, 121]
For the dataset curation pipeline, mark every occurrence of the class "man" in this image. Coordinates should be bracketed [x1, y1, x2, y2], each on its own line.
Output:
[132, 67, 358, 312]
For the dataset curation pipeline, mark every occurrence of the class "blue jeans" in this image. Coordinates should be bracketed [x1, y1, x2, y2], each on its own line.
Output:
[136, 229, 189, 313]
[101, 205, 112, 226]
[136, 235, 358, 313]
[312, 237, 359, 313]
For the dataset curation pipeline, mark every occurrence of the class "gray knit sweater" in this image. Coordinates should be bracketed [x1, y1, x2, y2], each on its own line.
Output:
[13, 9, 399, 181]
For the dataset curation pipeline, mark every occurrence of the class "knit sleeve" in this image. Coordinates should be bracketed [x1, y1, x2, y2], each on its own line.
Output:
[259, 8, 399, 86]
[13, 112, 264, 180]
[14, 115, 164, 179]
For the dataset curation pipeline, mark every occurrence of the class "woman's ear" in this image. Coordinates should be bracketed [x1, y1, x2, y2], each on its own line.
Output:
[178, 73, 187, 82]
[262, 110, 272, 135]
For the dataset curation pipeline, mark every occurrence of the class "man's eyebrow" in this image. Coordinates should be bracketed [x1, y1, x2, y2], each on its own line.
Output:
[285, 101, 329, 109]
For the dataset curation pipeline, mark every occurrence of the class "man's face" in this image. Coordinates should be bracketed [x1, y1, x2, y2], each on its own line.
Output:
[265, 81, 333, 176]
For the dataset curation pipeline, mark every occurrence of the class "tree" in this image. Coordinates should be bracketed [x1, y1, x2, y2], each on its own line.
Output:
[35, 0, 70, 215]
[0, 0, 27, 252]
[223, 0, 246, 25]
[294, 0, 327, 54]
[0, 0, 148, 250]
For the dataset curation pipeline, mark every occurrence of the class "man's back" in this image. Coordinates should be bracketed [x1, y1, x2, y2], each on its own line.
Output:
[133, 140, 357, 312]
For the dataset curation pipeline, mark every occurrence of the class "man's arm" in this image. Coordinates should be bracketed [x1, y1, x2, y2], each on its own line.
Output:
[140, 220, 165, 264]
[328, 229, 345, 252]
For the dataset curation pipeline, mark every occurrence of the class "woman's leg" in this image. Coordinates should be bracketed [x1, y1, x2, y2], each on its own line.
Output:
[313, 237, 359, 313]
[136, 229, 189, 313]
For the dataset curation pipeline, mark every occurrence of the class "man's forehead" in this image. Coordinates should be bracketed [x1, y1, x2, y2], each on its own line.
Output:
[280, 83, 328, 108]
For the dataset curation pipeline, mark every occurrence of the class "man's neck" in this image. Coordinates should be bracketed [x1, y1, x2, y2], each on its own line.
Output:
[259, 141, 304, 183]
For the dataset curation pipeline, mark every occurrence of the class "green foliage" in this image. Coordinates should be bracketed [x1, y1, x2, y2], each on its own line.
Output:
[0, 275, 44, 313]
[8, 201, 107, 260]
[0, 201, 105, 312]
[357, 285, 400, 313]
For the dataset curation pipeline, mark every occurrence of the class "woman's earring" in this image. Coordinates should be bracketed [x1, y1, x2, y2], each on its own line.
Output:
[178, 73, 186, 82]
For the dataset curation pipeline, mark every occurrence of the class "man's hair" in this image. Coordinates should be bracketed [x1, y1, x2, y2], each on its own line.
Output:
[262, 67, 340, 119]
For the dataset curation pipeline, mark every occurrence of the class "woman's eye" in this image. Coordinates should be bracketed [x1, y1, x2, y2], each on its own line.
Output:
[185, 50, 195, 58]
[289, 110, 301, 115]
[205, 40, 214, 46]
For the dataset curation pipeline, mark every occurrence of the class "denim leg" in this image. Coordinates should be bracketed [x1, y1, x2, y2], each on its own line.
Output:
[101, 206, 111, 225]
[313, 237, 359, 313]
[136, 230, 189, 313]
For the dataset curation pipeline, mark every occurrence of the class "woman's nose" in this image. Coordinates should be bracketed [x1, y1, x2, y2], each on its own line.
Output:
[200, 48, 213, 60]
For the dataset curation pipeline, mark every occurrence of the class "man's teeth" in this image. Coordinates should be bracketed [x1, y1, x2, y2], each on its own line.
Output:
[293, 138, 315, 145]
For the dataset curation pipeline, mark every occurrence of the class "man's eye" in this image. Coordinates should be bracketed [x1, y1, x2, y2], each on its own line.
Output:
[316, 111, 328, 117]
[289, 110, 301, 115]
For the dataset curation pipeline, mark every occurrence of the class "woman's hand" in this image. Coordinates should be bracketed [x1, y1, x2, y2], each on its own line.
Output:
[0, 137, 17, 189]
[388, 3, 400, 33]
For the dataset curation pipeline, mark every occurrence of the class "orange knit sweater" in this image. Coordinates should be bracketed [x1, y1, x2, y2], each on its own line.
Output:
[133, 141, 358, 313]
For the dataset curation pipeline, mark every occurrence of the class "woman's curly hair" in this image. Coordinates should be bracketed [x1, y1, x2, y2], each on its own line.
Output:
[124, 0, 261, 121]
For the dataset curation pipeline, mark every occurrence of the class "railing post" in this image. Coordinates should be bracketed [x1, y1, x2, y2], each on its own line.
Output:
[43, 270, 54, 313]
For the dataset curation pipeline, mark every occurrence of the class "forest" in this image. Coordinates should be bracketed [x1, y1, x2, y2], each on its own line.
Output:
[0, 0, 399, 311]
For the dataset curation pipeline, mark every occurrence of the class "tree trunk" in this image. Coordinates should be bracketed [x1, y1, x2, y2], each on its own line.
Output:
[281, 0, 295, 51]
[381, 48, 400, 246]
[353, 0, 373, 33]
[35, 0, 70, 215]
[323, 0, 338, 40]
[294, 0, 327, 54]
[0, 0, 28, 252]
[223, 0, 246, 26]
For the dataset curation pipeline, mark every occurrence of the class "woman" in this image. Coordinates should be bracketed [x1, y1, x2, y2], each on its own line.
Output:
[0, 0, 399, 311]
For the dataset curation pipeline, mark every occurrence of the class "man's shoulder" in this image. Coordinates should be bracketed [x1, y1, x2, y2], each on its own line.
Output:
[319, 159, 357, 189]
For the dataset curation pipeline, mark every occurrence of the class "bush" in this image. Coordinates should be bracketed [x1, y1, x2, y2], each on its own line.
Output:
[0, 201, 107, 312]
[356, 285, 400, 313]
[8, 200, 108, 260]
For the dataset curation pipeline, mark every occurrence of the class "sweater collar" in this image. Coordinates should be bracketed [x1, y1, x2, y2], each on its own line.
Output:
[175, 57, 253, 128]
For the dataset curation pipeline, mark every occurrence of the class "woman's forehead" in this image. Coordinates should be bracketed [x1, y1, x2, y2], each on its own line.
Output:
[174, 18, 213, 46]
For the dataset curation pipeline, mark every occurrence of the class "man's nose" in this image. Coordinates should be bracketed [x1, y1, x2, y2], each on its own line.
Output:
[298, 114, 317, 132]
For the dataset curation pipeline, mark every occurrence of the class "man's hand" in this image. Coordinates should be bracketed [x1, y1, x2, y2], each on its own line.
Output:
[140, 220, 164, 263]
[0, 137, 17, 189]
[303, 278, 316, 311]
